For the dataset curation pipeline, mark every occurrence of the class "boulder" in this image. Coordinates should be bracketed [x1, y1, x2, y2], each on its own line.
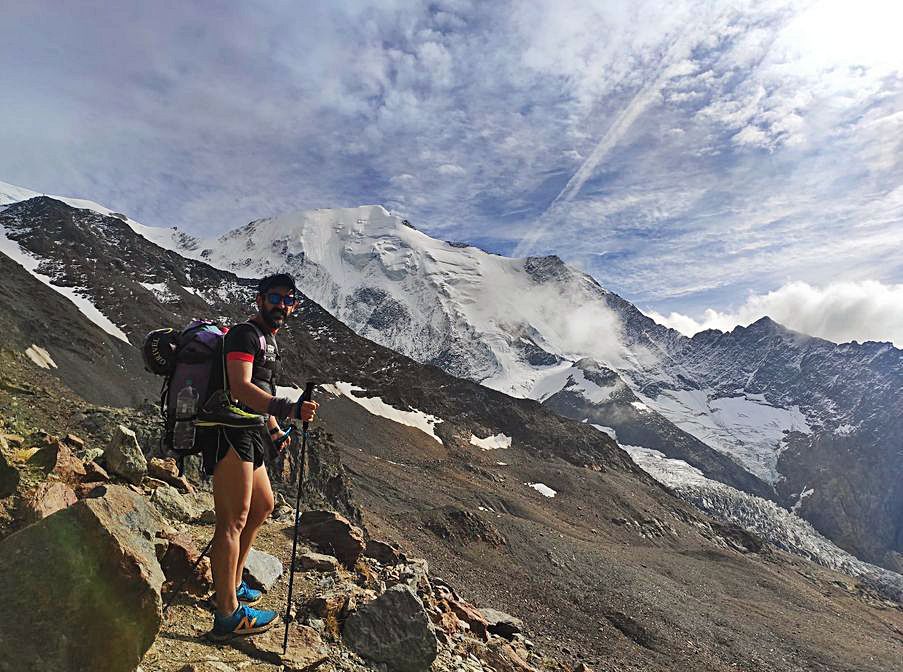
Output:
[158, 531, 212, 597]
[33, 438, 86, 485]
[449, 599, 490, 641]
[364, 538, 406, 565]
[480, 607, 524, 639]
[386, 558, 431, 593]
[230, 622, 328, 672]
[151, 484, 197, 523]
[298, 551, 340, 572]
[244, 547, 283, 591]
[298, 510, 365, 569]
[83, 461, 111, 483]
[148, 457, 195, 494]
[0, 486, 165, 671]
[20, 480, 77, 522]
[104, 425, 147, 484]
[62, 433, 85, 449]
[343, 584, 438, 672]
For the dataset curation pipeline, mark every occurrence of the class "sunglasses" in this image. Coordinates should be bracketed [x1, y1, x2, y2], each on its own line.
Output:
[265, 292, 297, 306]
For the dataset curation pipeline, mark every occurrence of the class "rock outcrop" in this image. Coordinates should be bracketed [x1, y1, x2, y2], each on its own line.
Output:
[299, 510, 365, 569]
[343, 584, 439, 672]
[0, 485, 165, 671]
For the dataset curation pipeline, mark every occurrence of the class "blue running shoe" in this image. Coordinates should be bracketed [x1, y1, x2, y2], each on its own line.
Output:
[236, 580, 262, 605]
[206, 604, 278, 642]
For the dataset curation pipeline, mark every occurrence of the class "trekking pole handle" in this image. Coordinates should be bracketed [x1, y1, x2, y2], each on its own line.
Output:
[299, 381, 316, 431]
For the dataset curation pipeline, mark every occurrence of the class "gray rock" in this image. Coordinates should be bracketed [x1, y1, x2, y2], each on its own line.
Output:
[479, 608, 524, 639]
[0, 485, 164, 671]
[297, 551, 340, 572]
[343, 584, 438, 672]
[151, 484, 197, 523]
[104, 425, 147, 484]
[244, 548, 283, 591]
[364, 539, 406, 565]
[299, 509, 366, 568]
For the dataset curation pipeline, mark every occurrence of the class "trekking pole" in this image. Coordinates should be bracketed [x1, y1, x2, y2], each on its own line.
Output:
[283, 381, 316, 654]
[162, 537, 214, 615]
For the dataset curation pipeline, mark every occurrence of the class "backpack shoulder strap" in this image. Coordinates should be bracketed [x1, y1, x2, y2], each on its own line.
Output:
[245, 319, 269, 353]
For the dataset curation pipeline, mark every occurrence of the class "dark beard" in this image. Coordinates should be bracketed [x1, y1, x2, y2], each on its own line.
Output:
[260, 307, 286, 330]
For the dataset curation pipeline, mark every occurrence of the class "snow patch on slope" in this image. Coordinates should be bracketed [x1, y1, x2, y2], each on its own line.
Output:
[527, 482, 557, 497]
[0, 227, 130, 343]
[469, 433, 512, 450]
[530, 363, 619, 403]
[139, 281, 178, 303]
[25, 345, 57, 369]
[321, 382, 444, 444]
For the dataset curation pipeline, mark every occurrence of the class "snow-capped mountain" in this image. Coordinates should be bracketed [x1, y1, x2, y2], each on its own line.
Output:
[1, 180, 899, 576]
[125, 199, 899, 574]
[5, 192, 903, 670]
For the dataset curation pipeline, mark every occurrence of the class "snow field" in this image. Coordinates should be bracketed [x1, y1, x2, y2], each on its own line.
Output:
[0, 225, 130, 344]
[318, 382, 444, 444]
[469, 433, 512, 450]
[526, 482, 557, 498]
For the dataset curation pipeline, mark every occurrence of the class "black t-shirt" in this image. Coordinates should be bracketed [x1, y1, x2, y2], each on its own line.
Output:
[222, 322, 280, 396]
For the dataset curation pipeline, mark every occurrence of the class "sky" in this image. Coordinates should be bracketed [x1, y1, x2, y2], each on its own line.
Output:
[1, 1, 901, 345]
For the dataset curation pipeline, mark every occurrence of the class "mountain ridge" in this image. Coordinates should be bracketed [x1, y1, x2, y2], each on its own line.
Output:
[1, 181, 901, 574]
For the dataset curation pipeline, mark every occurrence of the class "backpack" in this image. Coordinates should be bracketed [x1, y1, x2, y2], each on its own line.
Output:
[142, 319, 270, 457]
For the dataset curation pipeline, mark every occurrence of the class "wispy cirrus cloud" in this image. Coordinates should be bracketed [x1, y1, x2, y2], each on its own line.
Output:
[0, 1, 900, 340]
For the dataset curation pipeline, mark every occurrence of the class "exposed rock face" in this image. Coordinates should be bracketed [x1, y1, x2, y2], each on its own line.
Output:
[343, 584, 438, 672]
[299, 510, 365, 568]
[105, 424, 148, 484]
[0, 485, 164, 671]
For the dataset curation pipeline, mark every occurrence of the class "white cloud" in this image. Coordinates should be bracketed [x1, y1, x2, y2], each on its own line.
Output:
[437, 163, 466, 176]
[647, 281, 903, 347]
[0, 0, 900, 327]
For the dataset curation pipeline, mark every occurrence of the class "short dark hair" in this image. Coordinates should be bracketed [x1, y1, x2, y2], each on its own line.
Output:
[257, 273, 298, 294]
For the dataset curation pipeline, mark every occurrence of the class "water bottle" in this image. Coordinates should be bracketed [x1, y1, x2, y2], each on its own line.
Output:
[172, 379, 199, 453]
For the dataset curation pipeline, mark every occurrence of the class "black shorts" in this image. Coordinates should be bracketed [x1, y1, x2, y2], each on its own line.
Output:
[199, 426, 271, 476]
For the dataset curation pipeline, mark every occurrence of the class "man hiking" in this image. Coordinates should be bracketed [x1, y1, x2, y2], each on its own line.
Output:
[200, 273, 318, 641]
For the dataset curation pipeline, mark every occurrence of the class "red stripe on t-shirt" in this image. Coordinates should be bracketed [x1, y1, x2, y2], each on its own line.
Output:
[226, 352, 255, 363]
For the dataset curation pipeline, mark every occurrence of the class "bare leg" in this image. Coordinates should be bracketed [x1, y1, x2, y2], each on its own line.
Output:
[234, 464, 276, 589]
[211, 448, 253, 616]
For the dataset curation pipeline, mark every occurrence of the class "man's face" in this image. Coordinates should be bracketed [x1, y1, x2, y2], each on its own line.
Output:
[257, 286, 297, 329]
